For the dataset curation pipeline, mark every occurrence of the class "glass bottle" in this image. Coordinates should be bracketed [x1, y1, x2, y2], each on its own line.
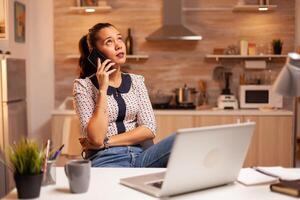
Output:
[125, 28, 133, 55]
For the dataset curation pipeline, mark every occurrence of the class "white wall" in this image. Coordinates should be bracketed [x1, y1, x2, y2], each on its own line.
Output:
[27, 0, 54, 142]
[0, 0, 28, 58]
[0, 0, 54, 143]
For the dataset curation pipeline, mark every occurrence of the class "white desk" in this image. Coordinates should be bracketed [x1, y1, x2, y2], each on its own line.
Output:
[3, 167, 295, 200]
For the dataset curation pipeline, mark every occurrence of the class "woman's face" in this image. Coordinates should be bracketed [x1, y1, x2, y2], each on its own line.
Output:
[95, 26, 126, 65]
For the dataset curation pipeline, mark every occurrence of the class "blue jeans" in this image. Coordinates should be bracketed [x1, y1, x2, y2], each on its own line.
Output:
[90, 133, 176, 168]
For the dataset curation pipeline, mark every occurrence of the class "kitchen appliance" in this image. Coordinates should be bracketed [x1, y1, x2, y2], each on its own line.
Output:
[217, 95, 239, 110]
[149, 88, 196, 110]
[146, 0, 202, 41]
[217, 72, 239, 110]
[0, 58, 27, 198]
[149, 90, 173, 108]
[239, 85, 283, 109]
[174, 84, 196, 105]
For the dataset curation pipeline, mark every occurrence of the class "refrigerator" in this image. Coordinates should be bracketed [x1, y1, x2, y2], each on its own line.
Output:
[0, 58, 27, 198]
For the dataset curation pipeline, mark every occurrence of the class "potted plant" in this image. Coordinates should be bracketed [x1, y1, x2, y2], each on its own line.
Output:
[7, 139, 45, 199]
[272, 39, 283, 55]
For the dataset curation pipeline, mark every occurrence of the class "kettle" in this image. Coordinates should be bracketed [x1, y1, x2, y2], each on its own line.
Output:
[174, 84, 196, 105]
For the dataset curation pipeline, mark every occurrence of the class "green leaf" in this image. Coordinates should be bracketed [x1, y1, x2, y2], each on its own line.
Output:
[6, 139, 45, 175]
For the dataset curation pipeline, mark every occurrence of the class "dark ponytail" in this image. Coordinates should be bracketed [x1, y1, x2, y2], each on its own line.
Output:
[78, 23, 114, 79]
[78, 35, 95, 78]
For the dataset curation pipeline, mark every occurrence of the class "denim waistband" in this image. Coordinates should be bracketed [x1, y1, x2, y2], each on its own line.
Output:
[82, 144, 142, 160]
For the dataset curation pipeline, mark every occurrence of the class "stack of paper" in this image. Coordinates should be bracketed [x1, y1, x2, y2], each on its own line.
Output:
[255, 166, 300, 181]
[238, 168, 278, 186]
[238, 167, 300, 186]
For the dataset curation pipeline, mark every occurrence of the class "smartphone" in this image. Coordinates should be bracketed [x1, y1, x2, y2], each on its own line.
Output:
[87, 48, 108, 69]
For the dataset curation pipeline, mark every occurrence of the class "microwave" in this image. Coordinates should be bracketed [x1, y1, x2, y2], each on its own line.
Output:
[239, 85, 283, 109]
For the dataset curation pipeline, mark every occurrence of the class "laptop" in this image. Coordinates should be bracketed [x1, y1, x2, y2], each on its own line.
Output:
[120, 122, 255, 197]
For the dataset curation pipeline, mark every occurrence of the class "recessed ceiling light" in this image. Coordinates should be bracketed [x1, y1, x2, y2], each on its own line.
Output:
[85, 8, 95, 13]
[258, 7, 269, 11]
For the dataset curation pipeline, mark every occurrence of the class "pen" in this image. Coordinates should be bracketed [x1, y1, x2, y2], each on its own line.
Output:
[252, 167, 280, 179]
[51, 144, 65, 160]
[43, 139, 51, 173]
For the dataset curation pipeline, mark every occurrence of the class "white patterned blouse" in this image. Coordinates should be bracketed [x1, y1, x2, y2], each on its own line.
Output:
[73, 73, 156, 138]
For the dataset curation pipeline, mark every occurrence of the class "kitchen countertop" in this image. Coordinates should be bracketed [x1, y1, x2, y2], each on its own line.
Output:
[153, 109, 293, 116]
[52, 108, 293, 116]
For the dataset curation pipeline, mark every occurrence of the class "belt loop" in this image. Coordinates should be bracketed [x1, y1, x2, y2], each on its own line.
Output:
[128, 146, 131, 153]
[81, 150, 87, 160]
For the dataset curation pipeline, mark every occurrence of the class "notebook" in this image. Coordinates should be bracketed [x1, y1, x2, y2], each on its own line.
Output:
[255, 167, 300, 181]
[238, 168, 278, 186]
[270, 180, 300, 197]
[238, 167, 300, 186]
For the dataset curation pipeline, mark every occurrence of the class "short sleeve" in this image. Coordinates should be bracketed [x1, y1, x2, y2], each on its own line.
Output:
[133, 75, 157, 136]
[73, 79, 95, 136]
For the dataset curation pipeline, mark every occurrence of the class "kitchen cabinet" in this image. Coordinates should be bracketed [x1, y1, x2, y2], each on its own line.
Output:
[51, 108, 293, 167]
[154, 111, 293, 167]
[51, 114, 82, 156]
[205, 54, 286, 62]
[154, 115, 241, 143]
[243, 116, 293, 167]
[194, 115, 241, 126]
[154, 115, 194, 143]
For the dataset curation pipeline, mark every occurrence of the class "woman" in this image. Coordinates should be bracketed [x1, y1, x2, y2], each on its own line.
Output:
[73, 23, 175, 167]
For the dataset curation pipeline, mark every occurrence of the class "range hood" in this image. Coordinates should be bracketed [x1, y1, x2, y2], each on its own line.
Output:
[146, 0, 202, 41]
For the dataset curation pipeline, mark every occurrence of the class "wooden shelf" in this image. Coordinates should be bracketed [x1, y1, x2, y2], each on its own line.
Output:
[65, 54, 149, 61]
[205, 54, 287, 61]
[233, 4, 277, 12]
[65, 54, 80, 59]
[183, 4, 277, 12]
[126, 55, 149, 61]
[183, 7, 233, 12]
[69, 6, 112, 13]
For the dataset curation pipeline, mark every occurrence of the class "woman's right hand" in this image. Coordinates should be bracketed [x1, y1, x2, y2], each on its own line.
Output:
[96, 58, 116, 91]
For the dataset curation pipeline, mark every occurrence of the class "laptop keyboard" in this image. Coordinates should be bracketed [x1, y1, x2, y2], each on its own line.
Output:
[149, 181, 164, 188]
